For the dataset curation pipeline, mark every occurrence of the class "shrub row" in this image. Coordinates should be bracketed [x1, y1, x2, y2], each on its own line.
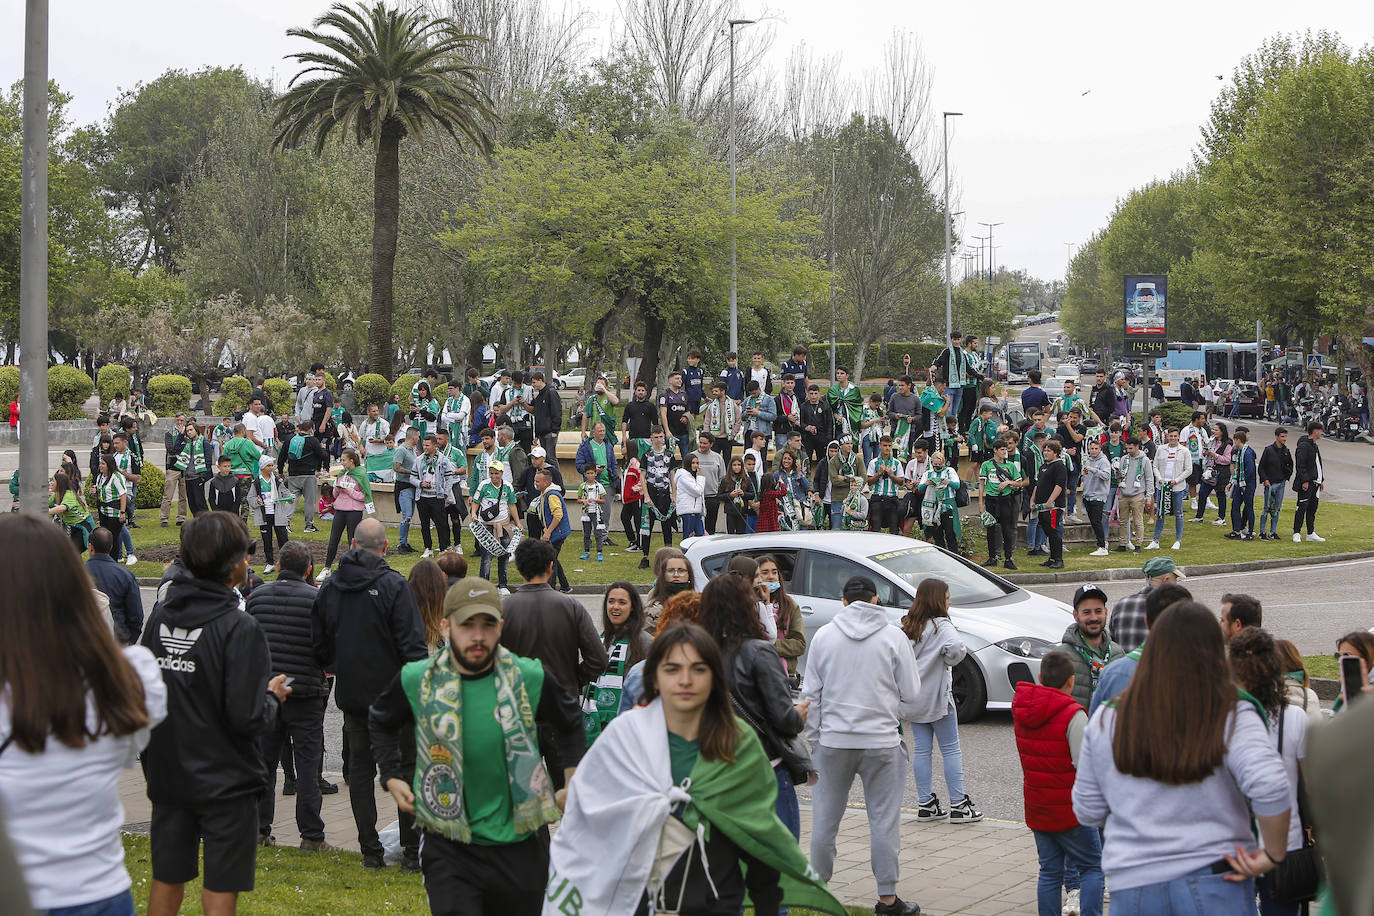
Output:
[810, 342, 946, 381]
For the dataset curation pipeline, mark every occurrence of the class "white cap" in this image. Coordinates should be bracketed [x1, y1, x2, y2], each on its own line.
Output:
[530, 446, 547, 458]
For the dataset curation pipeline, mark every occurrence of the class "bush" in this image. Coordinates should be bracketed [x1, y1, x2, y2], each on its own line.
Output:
[354, 373, 391, 409]
[148, 374, 193, 415]
[48, 365, 94, 420]
[391, 374, 419, 410]
[215, 375, 253, 415]
[262, 378, 292, 415]
[810, 342, 945, 381]
[0, 365, 18, 407]
[97, 364, 130, 401]
[322, 371, 338, 394]
[1132, 400, 1195, 430]
[135, 463, 165, 509]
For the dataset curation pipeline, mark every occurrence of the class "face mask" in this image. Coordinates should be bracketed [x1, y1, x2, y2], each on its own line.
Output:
[766, 580, 781, 594]
[665, 580, 690, 595]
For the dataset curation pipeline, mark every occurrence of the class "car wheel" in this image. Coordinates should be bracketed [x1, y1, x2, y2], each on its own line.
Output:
[343, 381, 353, 391]
[952, 657, 988, 723]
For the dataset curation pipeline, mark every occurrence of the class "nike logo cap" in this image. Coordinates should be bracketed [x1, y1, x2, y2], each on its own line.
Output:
[443, 576, 503, 624]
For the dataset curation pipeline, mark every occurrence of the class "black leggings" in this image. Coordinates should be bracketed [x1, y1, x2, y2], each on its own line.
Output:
[924, 510, 958, 552]
[326, 509, 363, 567]
[99, 515, 125, 561]
[984, 493, 1018, 559]
[1195, 465, 1231, 519]
[417, 496, 451, 551]
[261, 524, 288, 564]
[724, 507, 747, 535]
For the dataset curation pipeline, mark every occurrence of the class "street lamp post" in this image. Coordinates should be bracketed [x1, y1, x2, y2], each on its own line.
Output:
[942, 111, 962, 343]
[19, 0, 49, 516]
[728, 17, 756, 356]
[979, 221, 1003, 283]
[829, 147, 837, 385]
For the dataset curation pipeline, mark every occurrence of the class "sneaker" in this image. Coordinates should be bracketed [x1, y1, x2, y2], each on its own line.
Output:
[304, 524, 319, 533]
[1045, 559, 1065, 569]
[1062, 887, 1081, 916]
[1207, 498, 1218, 510]
[498, 587, 511, 596]
[558, 585, 574, 594]
[596, 553, 604, 562]
[1241, 532, 1254, 540]
[1187, 516, 1205, 523]
[397, 543, 417, 554]
[579, 552, 590, 560]
[421, 549, 434, 559]
[127, 519, 138, 528]
[400, 854, 422, 874]
[1003, 558, 1018, 570]
[317, 568, 331, 580]
[1224, 531, 1242, 540]
[1171, 541, 1181, 551]
[1306, 533, 1326, 542]
[981, 556, 1000, 568]
[638, 557, 650, 569]
[1211, 518, 1228, 525]
[453, 543, 463, 555]
[916, 795, 947, 822]
[1190, 498, 1199, 510]
[300, 838, 343, 852]
[124, 554, 137, 566]
[1292, 533, 1302, 543]
[160, 520, 168, 527]
[1089, 547, 1108, 557]
[362, 852, 386, 869]
[281, 779, 296, 796]
[1114, 545, 1130, 552]
[258, 833, 277, 847]
[948, 794, 984, 824]
[262, 564, 275, 575]
[1144, 541, 1160, 550]
[874, 897, 921, 916]
[175, 518, 184, 526]
[319, 779, 339, 795]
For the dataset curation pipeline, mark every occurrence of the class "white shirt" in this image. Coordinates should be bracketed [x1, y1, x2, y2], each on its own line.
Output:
[0, 647, 167, 909]
[749, 366, 770, 393]
[245, 410, 276, 449]
[360, 417, 390, 456]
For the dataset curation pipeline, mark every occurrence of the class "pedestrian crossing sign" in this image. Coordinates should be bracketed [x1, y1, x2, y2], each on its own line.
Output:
[1307, 354, 1322, 369]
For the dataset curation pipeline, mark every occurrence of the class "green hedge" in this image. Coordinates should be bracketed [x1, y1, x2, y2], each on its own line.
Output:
[811, 342, 945, 381]
[49, 365, 93, 420]
[355, 373, 391, 409]
[0, 365, 17, 407]
[1132, 401, 1196, 430]
[135, 463, 165, 509]
[97, 364, 130, 401]
[262, 378, 292, 414]
[148, 374, 193, 415]
[214, 375, 253, 415]
[391, 374, 419, 410]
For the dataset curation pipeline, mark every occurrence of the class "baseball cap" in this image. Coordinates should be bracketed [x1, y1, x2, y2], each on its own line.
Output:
[842, 575, 879, 602]
[530, 446, 547, 458]
[1141, 556, 1185, 579]
[443, 577, 503, 623]
[1072, 583, 1109, 609]
[489, 460, 505, 472]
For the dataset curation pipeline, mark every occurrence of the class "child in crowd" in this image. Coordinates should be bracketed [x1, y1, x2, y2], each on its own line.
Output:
[580, 465, 608, 561]
[208, 456, 241, 514]
[317, 481, 336, 520]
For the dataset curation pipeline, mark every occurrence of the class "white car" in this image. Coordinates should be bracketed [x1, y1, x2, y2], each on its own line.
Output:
[1046, 364, 1081, 401]
[557, 368, 586, 390]
[681, 532, 1073, 721]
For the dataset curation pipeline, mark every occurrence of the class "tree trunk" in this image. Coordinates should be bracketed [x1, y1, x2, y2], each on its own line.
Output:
[506, 320, 522, 372]
[639, 309, 667, 389]
[369, 124, 403, 379]
[853, 332, 873, 384]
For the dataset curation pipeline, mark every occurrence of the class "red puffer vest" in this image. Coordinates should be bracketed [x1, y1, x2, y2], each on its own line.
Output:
[1012, 681, 1083, 832]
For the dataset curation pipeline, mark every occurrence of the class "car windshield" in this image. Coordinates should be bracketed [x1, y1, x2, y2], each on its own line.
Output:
[868, 545, 1013, 604]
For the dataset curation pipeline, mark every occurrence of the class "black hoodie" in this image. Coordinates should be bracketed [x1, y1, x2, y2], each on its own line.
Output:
[311, 548, 427, 716]
[140, 572, 280, 805]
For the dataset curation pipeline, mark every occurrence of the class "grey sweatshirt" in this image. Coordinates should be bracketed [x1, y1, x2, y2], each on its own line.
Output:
[1081, 452, 1112, 502]
[1073, 702, 1290, 892]
[905, 618, 967, 724]
[1114, 452, 1155, 498]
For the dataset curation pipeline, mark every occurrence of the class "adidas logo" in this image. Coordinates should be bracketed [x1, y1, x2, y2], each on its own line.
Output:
[160, 624, 203, 657]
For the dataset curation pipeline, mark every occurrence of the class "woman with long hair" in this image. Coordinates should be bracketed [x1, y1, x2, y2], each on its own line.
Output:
[1073, 602, 1292, 912]
[1230, 628, 1310, 916]
[1273, 638, 1322, 726]
[1194, 421, 1232, 523]
[1333, 630, 1374, 710]
[718, 456, 753, 535]
[643, 546, 695, 633]
[407, 558, 448, 651]
[584, 582, 653, 744]
[48, 469, 95, 552]
[673, 452, 707, 538]
[466, 389, 489, 448]
[548, 623, 844, 916]
[755, 554, 806, 675]
[698, 573, 808, 839]
[94, 453, 129, 562]
[754, 471, 788, 533]
[0, 514, 167, 915]
[174, 420, 212, 517]
[902, 578, 981, 823]
[319, 448, 370, 578]
[61, 448, 85, 500]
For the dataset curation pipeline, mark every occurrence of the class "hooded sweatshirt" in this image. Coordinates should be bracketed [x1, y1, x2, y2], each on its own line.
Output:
[311, 548, 427, 716]
[140, 571, 280, 805]
[799, 601, 921, 749]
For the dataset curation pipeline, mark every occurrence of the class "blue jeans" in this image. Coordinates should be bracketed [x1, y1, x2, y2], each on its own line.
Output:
[861, 438, 879, 467]
[1033, 827, 1103, 916]
[1231, 485, 1255, 534]
[1153, 487, 1185, 543]
[1260, 483, 1285, 536]
[397, 486, 415, 545]
[775, 766, 800, 840]
[1109, 866, 1256, 915]
[910, 710, 964, 802]
[679, 512, 704, 538]
[125, 480, 138, 521]
[49, 891, 136, 916]
[118, 521, 135, 557]
[946, 385, 963, 420]
[1027, 514, 1046, 550]
[674, 434, 693, 460]
[745, 514, 757, 533]
[829, 502, 843, 529]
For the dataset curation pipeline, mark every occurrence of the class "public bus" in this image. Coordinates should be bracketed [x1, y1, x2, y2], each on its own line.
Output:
[1153, 341, 1271, 397]
[1004, 341, 1042, 383]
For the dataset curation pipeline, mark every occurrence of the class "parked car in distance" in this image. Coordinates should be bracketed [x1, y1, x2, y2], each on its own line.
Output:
[1079, 358, 1100, 374]
[557, 367, 586, 390]
[681, 531, 1073, 721]
[1046, 364, 1081, 400]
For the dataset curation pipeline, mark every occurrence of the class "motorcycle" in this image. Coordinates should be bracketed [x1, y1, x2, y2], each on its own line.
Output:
[1340, 395, 1364, 441]
[1321, 396, 1343, 437]
[1293, 395, 1320, 430]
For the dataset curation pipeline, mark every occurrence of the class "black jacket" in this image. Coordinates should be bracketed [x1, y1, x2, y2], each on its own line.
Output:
[140, 571, 280, 804]
[246, 571, 326, 698]
[87, 553, 143, 644]
[500, 582, 608, 692]
[799, 400, 833, 443]
[208, 474, 241, 514]
[1090, 384, 1115, 425]
[722, 638, 804, 757]
[532, 385, 563, 437]
[312, 549, 427, 716]
[1258, 442, 1294, 486]
[164, 429, 186, 471]
[284, 434, 330, 476]
[1293, 436, 1322, 487]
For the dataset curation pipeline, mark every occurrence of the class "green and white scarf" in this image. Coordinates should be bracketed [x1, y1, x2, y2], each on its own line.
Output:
[583, 640, 630, 747]
[402, 646, 560, 844]
[919, 466, 961, 539]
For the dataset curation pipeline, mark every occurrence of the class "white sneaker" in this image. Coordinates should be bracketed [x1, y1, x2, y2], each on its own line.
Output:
[1190, 498, 1199, 510]
[1090, 547, 1109, 557]
[498, 587, 511, 596]
[1306, 533, 1326, 542]
[262, 564, 275, 575]
[1126, 541, 1136, 550]
[1211, 518, 1227, 525]
[453, 544, 463, 555]
[124, 554, 137, 566]
[317, 568, 331, 580]
[421, 549, 434, 559]
[1293, 533, 1302, 543]
[1144, 541, 1160, 550]
[1172, 540, 1181, 550]
[1062, 887, 1081, 916]
[1207, 498, 1217, 510]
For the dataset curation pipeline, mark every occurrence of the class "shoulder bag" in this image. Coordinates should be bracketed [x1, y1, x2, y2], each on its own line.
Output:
[1265, 706, 1322, 904]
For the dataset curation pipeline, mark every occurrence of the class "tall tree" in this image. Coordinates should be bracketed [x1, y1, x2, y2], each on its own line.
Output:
[274, 1, 496, 378]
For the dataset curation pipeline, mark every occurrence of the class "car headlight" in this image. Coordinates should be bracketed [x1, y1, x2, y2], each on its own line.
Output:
[994, 637, 1056, 659]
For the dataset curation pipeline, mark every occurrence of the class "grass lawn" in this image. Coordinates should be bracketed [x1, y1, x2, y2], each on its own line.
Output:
[120, 833, 867, 915]
[1303, 654, 1340, 680]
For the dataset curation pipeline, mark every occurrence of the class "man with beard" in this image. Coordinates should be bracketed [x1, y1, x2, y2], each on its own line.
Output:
[1058, 584, 1125, 711]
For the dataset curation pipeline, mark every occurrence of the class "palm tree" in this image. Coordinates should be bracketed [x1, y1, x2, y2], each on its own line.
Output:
[274, 2, 494, 378]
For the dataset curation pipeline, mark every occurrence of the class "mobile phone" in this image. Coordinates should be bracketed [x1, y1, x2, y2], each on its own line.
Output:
[1340, 655, 1365, 706]
[282, 676, 295, 688]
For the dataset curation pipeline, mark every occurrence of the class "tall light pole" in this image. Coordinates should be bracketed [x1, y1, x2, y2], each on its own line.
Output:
[829, 146, 837, 384]
[979, 221, 1003, 283]
[283, 196, 291, 278]
[19, 0, 49, 516]
[942, 111, 962, 343]
[727, 17, 756, 355]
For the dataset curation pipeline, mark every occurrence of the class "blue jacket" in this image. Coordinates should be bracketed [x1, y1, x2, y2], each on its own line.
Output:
[87, 553, 143, 644]
[743, 392, 778, 437]
[682, 364, 706, 410]
[719, 366, 745, 402]
[574, 436, 620, 493]
[1233, 444, 1258, 491]
[539, 485, 572, 543]
[780, 358, 808, 400]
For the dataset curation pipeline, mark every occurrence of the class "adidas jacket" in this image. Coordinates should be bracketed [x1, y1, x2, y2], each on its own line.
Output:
[140, 570, 280, 805]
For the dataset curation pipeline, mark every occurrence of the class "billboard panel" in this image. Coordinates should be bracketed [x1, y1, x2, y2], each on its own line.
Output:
[1124, 274, 1167, 357]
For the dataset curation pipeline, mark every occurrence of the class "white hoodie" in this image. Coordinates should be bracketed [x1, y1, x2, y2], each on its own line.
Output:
[800, 601, 922, 749]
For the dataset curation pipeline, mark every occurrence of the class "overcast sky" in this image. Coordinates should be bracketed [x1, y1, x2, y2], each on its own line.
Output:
[5, 0, 1374, 281]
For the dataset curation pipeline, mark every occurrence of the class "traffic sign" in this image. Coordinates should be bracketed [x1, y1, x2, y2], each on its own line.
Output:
[1307, 354, 1322, 369]
[987, 336, 1001, 345]
[903, 353, 911, 369]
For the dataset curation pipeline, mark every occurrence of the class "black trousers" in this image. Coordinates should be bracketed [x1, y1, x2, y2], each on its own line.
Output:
[417, 496, 451, 550]
[186, 476, 208, 516]
[342, 710, 416, 859]
[711, 436, 734, 469]
[258, 697, 325, 841]
[1039, 508, 1064, 562]
[99, 514, 126, 561]
[959, 384, 978, 433]
[325, 508, 363, 567]
[621, 501, 642, 549]
[801, 433, 828, 468]
[260, 524, 287, 565]
[421, 829, 549, 916]
[1084, 497, 1106, 548]
[1293, 483, 1320, 534]
[724, 506, 747, 534]
[985, 493, 1018, 559]
[869, 495, 900, 535]
[924, 510, 958, 552]
[550, 537, 570, 590]
[642, 487, 674, 547]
